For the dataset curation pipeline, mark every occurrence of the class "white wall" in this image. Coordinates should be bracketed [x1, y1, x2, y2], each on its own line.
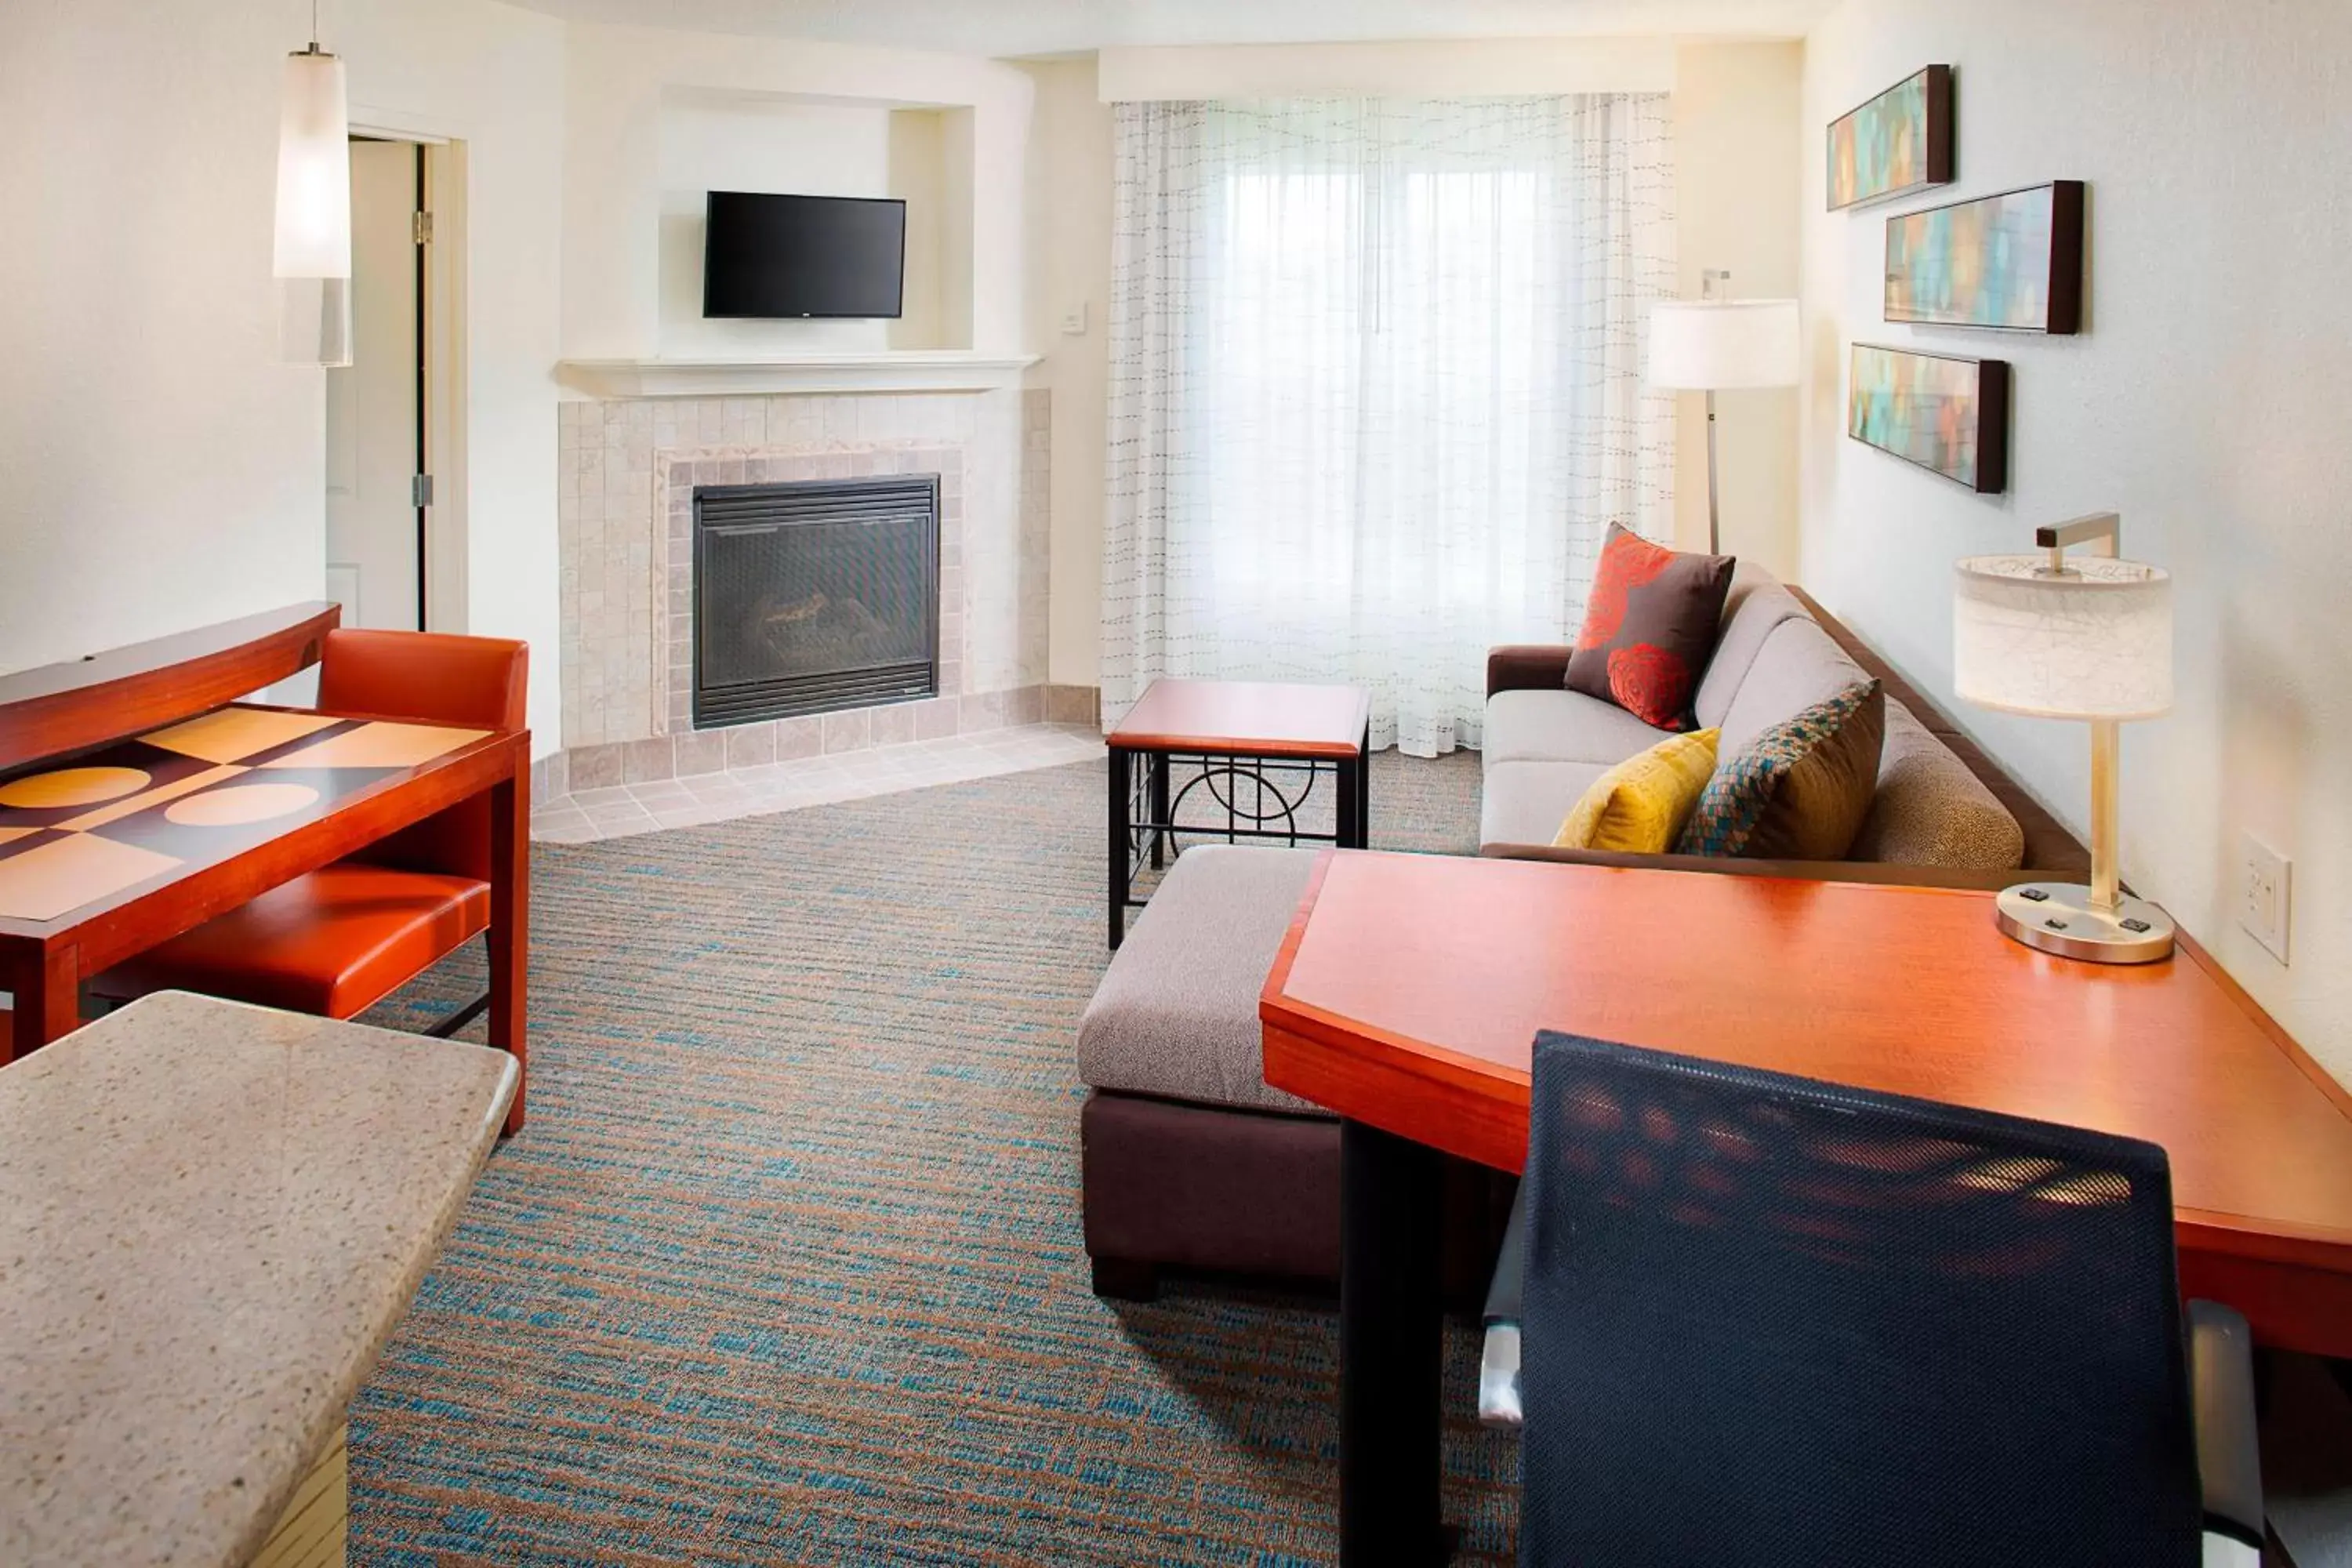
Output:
[561, 23, 1033, 363]
[656, 96, 892, 357]
[1096, 37, 1675, 97]
[1801, 0, 2352, 1085]
[0, 0, 567, 756]
[1672, 42, 1803, 568]
[1020, 57, 1114, 689]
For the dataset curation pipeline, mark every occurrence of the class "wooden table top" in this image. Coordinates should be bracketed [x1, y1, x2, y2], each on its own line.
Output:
[1261, 851, 2352, 1275]
[1109, 679, 1372, 760]
[0, 704, 507, 938]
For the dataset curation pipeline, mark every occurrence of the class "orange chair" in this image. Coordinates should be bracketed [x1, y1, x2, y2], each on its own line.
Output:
[95, 630, 528, 1098]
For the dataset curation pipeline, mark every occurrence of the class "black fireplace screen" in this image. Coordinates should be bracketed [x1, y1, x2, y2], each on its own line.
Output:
[692, 475, 940, 728]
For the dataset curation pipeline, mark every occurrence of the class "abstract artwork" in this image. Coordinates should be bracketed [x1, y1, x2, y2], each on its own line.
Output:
[1828, 64, 1954, 212]
[1847, 343, 2009, 494]
[1886, 182, 2085, 333]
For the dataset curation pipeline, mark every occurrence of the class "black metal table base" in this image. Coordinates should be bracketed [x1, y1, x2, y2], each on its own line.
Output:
[1341, 1119, 1450, 1566]
[1106, 726, 1370, 949]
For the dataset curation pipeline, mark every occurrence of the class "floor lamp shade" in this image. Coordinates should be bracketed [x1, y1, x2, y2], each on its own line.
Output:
[1953, 555, 2173, 720]
[274, 47, 352, 367]
[1646, 297, 1798, 555]
[1646, 299, 1801, 390]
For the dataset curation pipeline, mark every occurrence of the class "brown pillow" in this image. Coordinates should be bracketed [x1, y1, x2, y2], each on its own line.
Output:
[1565, 524, 1735, 731]
[1743, 681, 1886, 858]
[1676, 680, 1886, 859]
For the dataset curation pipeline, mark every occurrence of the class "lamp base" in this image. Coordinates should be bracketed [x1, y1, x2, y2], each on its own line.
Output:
[1994, 882, 2176, 964]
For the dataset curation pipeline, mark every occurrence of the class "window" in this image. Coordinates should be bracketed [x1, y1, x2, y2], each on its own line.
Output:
[1107, 96, 1676, 756]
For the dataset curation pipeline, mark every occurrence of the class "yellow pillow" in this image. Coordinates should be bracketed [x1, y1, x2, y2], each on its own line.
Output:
[1552, 729, 1722, 852]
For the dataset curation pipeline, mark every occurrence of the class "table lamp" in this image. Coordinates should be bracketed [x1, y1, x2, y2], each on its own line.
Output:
[1646, 274, 1800, 554]
[1953, 513, 2175, 964]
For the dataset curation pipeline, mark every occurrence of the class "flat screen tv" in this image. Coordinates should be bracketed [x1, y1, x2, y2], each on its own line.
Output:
[702, 191, 906, 320]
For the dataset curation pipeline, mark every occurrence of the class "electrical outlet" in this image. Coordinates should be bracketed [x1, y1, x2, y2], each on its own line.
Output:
[2238, 833, 2292, 964]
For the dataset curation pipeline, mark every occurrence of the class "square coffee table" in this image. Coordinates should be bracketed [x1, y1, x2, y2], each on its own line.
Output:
[1105, 678, 1372, 948]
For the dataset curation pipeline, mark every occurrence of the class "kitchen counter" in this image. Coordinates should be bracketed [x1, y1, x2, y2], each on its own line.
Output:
[0, 992, 517, 1566]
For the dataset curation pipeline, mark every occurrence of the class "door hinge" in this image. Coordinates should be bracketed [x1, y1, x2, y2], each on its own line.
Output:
[412, 210, 434, 245]
[412, 474, 435, 508]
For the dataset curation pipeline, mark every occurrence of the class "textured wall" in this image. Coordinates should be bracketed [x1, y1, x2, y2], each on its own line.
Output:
[1801, 0, 2352, 1084]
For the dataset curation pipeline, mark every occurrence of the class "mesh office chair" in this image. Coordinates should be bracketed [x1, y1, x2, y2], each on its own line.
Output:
[1481, 1030, 2264, 1567]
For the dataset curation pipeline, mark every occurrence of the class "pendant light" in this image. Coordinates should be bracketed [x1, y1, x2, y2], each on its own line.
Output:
[274, 2, 351, 366]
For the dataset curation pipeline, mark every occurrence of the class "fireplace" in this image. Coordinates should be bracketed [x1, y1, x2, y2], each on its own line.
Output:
[691, 475, 940, 728]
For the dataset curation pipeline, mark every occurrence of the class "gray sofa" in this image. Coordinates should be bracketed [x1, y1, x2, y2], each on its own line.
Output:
[1076, 568, 2089, 1300]
[1482, 564, 2089, 882]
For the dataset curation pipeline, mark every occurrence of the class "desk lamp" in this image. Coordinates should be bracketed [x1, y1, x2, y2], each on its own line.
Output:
[1953, 513, 2175, 963]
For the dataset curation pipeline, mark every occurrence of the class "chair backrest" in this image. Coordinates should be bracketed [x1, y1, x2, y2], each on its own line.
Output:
[1517, 1030, 2202, 1568]
[318, 630, 527, 881]
[317, 629, 528, 731]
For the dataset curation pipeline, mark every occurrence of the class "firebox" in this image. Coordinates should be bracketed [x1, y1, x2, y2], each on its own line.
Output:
[691, 475, 940, 728]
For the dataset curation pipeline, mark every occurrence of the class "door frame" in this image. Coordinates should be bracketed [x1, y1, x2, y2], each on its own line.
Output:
[347, 114, 469, 636]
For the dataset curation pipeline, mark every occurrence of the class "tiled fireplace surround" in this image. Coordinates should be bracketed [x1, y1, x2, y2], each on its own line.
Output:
[550, 387, 1092, 801]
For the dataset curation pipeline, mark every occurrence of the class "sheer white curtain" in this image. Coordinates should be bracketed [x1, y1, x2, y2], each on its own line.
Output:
[1102, 96, 1677, 756]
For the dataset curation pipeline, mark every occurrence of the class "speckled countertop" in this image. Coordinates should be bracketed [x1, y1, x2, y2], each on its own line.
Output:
[0, 992, 517, 1567]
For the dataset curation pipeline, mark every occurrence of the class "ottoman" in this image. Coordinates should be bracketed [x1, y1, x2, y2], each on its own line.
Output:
[1076, 844, 1507, 1301]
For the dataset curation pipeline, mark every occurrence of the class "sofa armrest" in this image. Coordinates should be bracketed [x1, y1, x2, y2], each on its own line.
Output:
[1487, 645, 1573, 698]
[1478, 841, 2027, 893]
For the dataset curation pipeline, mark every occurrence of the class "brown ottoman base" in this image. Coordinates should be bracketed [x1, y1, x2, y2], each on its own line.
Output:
[1080, 1089, 1509, 1303]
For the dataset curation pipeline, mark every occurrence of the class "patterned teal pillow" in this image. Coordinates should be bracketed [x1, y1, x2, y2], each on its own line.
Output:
[1676, 681, 1879, 858]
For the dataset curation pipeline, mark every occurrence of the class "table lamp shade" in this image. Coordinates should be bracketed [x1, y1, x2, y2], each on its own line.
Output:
[1646, 299, 1801, 390]
[1954, 555, 2173, 720]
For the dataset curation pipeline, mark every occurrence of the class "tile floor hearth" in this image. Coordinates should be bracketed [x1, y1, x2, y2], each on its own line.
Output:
[531, 723, 1105, 844]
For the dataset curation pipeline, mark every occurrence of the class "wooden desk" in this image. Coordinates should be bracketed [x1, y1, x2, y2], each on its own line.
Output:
[0, 703, 530, 1129]
[1260, 851, 2352, 1562]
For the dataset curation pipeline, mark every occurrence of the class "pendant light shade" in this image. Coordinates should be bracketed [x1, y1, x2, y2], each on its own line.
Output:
[274, 45, 352, 365]
[274, 48, 349, 277]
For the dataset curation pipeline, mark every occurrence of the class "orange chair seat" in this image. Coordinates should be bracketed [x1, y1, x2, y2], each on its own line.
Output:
[100, 862, 492, 1020]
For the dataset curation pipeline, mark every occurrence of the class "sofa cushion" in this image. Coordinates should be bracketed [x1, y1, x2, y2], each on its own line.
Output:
[1553, 729, 1721, 853]
[1481, 758, 1613, 849]
[1850, 700, 2027, 870]
[1484, 688, 1676, 767]
[1714, 615, 1876, 757]
[1740, 683, 1886, 860]
[1564, 524, 1735, 731]
[1078, 844, 1326, 1116]
[1693, 569, 1812, 731]
[1678, 681, 1883, 859]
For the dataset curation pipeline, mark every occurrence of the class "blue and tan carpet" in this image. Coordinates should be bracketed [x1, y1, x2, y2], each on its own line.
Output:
[358, 750, 1517, 1565]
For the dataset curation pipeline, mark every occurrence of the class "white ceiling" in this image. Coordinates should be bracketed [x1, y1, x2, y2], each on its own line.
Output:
[503, 0, 1832, 56]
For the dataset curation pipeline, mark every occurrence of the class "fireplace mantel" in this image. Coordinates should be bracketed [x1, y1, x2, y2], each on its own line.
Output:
[556, 351, 1040, 400]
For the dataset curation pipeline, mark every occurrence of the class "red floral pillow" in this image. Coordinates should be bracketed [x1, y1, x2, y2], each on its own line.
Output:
[1565, 524, 1735, 730]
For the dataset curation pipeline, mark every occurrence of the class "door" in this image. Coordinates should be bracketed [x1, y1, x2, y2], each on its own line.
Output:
[325, 140, 423, 630]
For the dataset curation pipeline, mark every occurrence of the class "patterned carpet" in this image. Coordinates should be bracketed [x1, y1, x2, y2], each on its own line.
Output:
[356, 749, 1518, 1565]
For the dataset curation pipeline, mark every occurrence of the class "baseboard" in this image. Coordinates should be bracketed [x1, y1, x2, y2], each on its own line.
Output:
[556, 684, 1061, 794]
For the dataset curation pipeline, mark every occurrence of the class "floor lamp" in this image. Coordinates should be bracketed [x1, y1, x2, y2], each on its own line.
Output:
[1646, 277, 1800, 554]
